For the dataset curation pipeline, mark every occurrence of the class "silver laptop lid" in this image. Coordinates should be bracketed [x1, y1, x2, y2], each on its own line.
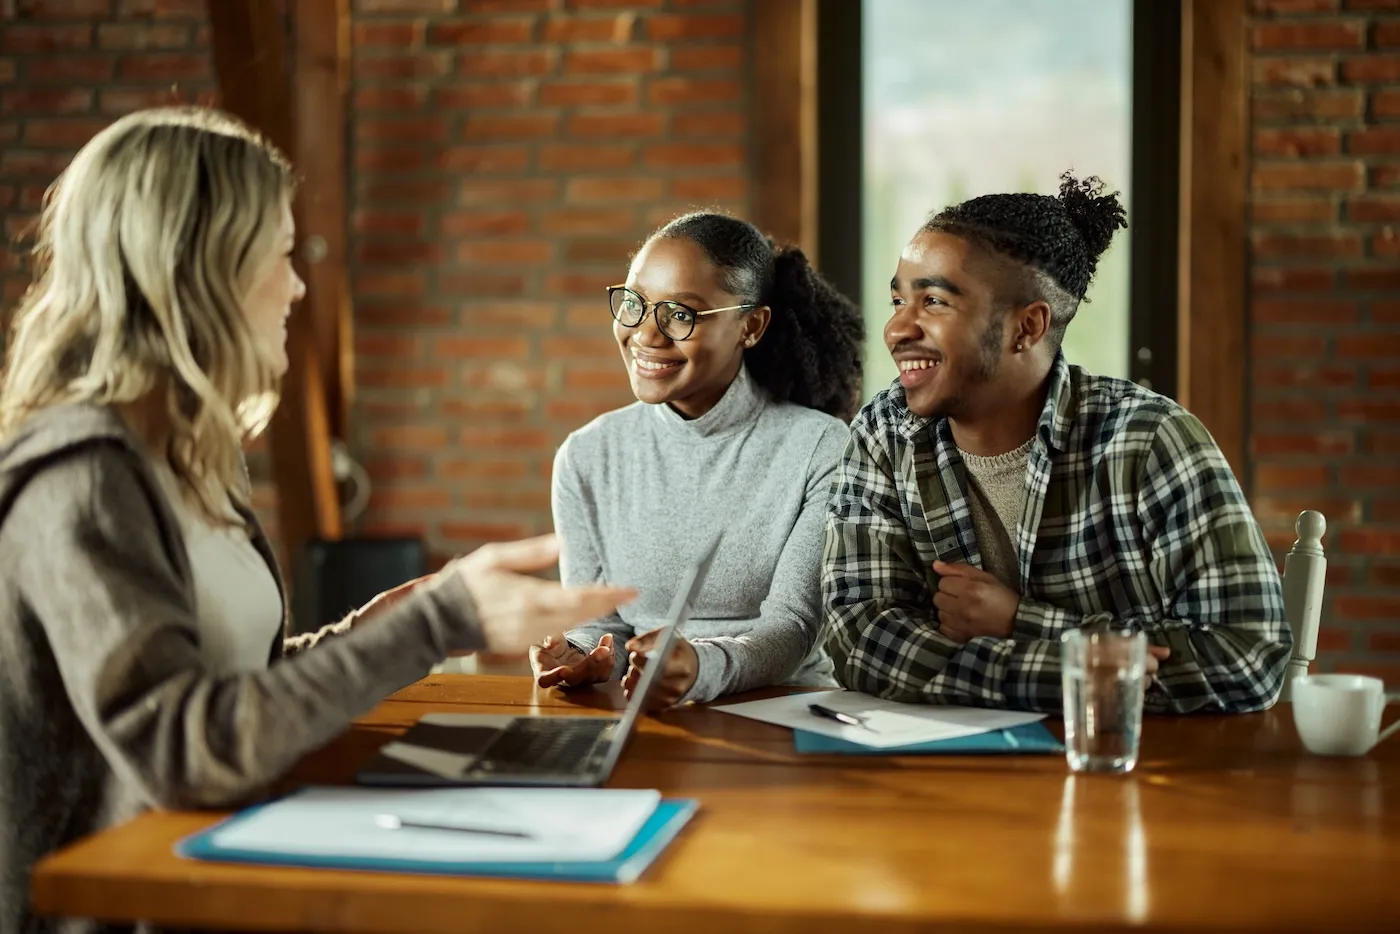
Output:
[592, 531, 722, 775]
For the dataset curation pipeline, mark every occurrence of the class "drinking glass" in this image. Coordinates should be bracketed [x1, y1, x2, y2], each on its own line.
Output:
[1061, 625, 1147, 774]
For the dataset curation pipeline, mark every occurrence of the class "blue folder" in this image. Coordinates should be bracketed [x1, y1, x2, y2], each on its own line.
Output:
[793, 720, 1063, 755]
[177, 797, 698, 885]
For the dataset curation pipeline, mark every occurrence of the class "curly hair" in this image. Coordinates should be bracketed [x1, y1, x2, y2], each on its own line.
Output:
[650, 212, 865, 422]
[922, 172, 1127, 348]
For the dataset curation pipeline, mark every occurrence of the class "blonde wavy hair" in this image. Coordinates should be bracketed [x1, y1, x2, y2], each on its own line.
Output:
[0, 106, 293, 523]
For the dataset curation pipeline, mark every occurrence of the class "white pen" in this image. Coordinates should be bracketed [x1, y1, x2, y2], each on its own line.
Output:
[374, 814, 536, 839]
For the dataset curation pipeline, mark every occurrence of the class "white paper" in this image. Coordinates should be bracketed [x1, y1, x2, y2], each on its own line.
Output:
[210, 786, 662, 863]
[713, 690, 1045, 749]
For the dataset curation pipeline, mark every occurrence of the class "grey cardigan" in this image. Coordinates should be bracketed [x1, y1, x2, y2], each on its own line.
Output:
[0, 405, 485, 934]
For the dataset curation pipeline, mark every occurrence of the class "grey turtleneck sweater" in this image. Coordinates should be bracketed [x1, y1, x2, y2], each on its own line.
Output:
[552, 365, 846, 704]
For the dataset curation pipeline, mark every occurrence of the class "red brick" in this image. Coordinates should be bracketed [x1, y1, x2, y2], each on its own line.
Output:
[437, 145, 531, 172]
[1254, 464, 1332, 490]
[1377, 500, 1400, 522]
[1376, 231, 1400, 257]
[458, 428, 552, 449]
[434, 336, 532, 358]
[1342, 55, 1400, 82]
[648, 76, 741, 105]
[564, 48, 660, 73]
[441, 459, 531, 480]
[1251, 298, 1357, 323]
[543, 16, 635, 42]
[1254, 89, 1363, 122]
[357, 303, 453, 327]
[1252, 399, 1329, 421]
[1253, 0, 1338, 9]
[539, 208, 637, 235]
[364, 458, 429, 482]
[0, 61, 13, 83]
[1251, 431, 1354, 455]
[1375, 302, 1400, 323]
[16, 0, 113, 15]
[437, 82, 534, 108]
[117, 53, 208, 81]
[1378, 22, 1400, 46]
[354, 271, 427, 297]
[1372, 431, 1400, 454]
[563, 367, 629, 391]
[563, 239, 637, 263]
[356, 241, 442, 265]
[457, 178, 558, 203]
[98, 87, 183, 113]
[441, 209, 530, 236]
[369, 486, 453, 511]
[96, 22, 188, 49]
[1346, 268, 1400, 289]
[567, 111, 665, 137]
[1338, 334, 1400, 357]
[1346, 0, 1400, 8]
[358, 367, 449, 389]
[357, 117, 449, 143]
[1343, 463, 1400, 487]
[23, 54, 114, 83]
[1254, 496, 1359, 524]
[463, 113, 559, 140]
[466, 0, 551, 9]
[1349, 196, 1400, 221]
[1254, 364, 1356, 389]
[440, 272, 527, 296]
[672, 44, 742, 71]
[1253, 127, 1340, 157]
[438, 398, 533, 421]
[673, 175, 746, 201]
[0, 89, 92, 115]
[545, 271, 616, 296]
[673, 112, 745, 137]
[2, 24, 92, 53]
[1250, 197, 1336, 223]
[1369, 564, 1400, 587]
[1251, 266, 1336, 292]
[1336, 596, 1400, 620]
[541, 333, 620, 359]
[566, 177, 665, 202]
[456, 240, 553, 264]
[1253, 56, 1335, 85]
[546, 398, 625, 425]
[539, 79, 637, 106]
[356, 146, 428, 173]
[458, 49, 556, 77]
[440, 521, 532, 544]
[1369, 634, 1400, 656]
[353, 52, 450, 80]
[353, 22, 424, 48]
[116, 0, 205, 16]
[644, 142, 743, 168]
[354, 0, 455, 11]
[1252, 232, 1362, 257]
[358, 179, 455, 204]
[1253, 21, 1364, 49]
[460, 301, 559, 327]
[461, 364, 548, 392]
[1339, 401, 1400, 422]
[1251, 161, 1364, 190]
[23, 118, 106, 148]
[539, 142, 635, 170]
[430, 20, 535, 44]
[646, 13, 743, 40]
[0, 149, 73, 177]
[354, 87, 429, 111]
[1371, 368, 1400, 388]
[1339, 529, 1400, 555]
[1349, 128, 1400, 155]
[567, 0, 661, 6]
[355, 335, 421, 358]
[1315, 628, 1354, 654]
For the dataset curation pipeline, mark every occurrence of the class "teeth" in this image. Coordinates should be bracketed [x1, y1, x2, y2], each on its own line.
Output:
[634, 356, 680, 371]
[898, 359, 937, 372]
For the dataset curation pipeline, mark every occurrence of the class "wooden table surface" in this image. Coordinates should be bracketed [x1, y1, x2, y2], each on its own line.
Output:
[30, 675, 1400, 933]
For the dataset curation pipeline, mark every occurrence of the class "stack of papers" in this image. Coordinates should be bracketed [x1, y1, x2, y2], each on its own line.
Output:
[714, 690, 1047, 749]
[177, 786, 697, 884]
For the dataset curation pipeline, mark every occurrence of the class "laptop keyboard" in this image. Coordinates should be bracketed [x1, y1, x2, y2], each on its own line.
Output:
[474, 718, 614, 775]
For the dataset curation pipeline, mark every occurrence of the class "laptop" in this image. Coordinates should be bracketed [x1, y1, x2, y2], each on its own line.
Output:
[355, 532, 721, 788]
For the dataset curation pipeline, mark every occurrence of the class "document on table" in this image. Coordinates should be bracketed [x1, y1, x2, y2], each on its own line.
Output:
[713, 690, 1046, 749]
[207, 786, 662, 864]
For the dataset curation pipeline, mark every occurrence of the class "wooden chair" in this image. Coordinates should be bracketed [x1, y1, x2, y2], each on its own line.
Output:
[1279, 510, 1327, 703]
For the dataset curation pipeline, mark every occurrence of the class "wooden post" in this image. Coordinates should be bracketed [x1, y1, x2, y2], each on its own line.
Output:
[750, 0, 818, 255]
[206, 0, 344, 554]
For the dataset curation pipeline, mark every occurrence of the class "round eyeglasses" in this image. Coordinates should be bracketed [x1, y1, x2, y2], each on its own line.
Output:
[607, 285, 755, 342]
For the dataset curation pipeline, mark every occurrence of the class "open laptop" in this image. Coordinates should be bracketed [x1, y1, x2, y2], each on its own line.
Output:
[355, 532, 721, 788]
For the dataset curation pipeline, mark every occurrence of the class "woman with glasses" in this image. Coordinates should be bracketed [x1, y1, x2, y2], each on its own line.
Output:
[531, 212, 864, 709]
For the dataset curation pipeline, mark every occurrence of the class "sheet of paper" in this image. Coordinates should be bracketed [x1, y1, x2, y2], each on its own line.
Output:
[713, 690, 1046, 749]
[210, 786, 662, 864]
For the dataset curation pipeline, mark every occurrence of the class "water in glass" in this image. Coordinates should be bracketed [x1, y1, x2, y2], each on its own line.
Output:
[1061, 626, 1146, 774]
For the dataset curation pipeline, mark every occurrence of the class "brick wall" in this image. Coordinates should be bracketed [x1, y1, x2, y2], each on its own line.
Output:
[1248, 0, 1400, 679]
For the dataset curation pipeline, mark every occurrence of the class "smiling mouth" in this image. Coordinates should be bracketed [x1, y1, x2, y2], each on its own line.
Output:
[897, 359, 938, 372]
[630, 348, 683, 375]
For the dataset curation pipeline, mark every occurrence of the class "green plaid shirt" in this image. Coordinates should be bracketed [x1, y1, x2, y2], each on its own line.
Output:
[823, 354, 1290, 714]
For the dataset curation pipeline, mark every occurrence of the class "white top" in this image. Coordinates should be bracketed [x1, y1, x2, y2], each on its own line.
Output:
[152, 461, 283, 673]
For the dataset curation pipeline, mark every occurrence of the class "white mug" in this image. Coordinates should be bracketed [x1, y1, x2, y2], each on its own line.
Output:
[1292, 674, 1400, 757]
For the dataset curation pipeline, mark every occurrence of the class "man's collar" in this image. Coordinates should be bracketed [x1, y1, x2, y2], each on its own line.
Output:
[892, 351, 1075, 453]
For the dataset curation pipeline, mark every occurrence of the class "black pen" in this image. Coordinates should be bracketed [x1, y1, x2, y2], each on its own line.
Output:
[808, 703, 875, 731]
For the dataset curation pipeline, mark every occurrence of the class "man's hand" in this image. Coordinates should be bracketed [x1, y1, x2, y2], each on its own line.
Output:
[1145, 645, 1171, 691]
[530, 633, 616, 689]
[932, 560, 1020, 643]
[621, 628, 699, 711]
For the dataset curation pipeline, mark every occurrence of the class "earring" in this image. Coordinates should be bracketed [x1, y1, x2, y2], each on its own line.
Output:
[1015, 340, 1025, 352]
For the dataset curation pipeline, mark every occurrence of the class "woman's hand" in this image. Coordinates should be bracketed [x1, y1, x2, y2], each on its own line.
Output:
[452, 534, 635, 654]
[530, 633, 616, 688]
[621, 627, 699, 711]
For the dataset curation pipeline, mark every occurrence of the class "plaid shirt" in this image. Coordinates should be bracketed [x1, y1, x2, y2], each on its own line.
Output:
[823, 353, 1291, 714]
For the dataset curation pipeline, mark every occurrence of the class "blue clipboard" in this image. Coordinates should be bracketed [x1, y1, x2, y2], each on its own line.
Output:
[793, 719, 1063, 755]
[177, 796, 699, 885]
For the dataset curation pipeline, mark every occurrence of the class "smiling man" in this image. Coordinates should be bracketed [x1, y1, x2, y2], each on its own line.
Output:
[822, 173, 1291, 714]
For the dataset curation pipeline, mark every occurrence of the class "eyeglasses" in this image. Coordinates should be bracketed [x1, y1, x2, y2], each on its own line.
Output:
[607, 285, 755, 342]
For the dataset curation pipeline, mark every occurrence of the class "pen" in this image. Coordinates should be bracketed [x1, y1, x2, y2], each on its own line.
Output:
[808, 703, 876, 731]
[374, 814, 536, 839]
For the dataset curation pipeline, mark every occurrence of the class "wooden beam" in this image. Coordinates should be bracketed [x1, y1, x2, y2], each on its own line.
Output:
[750, 0, 817, 255]
[206, 0, 342, 552]
[1177, 0, 1249, 484]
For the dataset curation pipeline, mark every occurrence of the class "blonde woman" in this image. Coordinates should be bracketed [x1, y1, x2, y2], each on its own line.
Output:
[0, 106, 633, 934]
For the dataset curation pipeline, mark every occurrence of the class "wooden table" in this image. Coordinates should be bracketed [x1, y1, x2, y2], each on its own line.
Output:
[31, 675, 1400, 932]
